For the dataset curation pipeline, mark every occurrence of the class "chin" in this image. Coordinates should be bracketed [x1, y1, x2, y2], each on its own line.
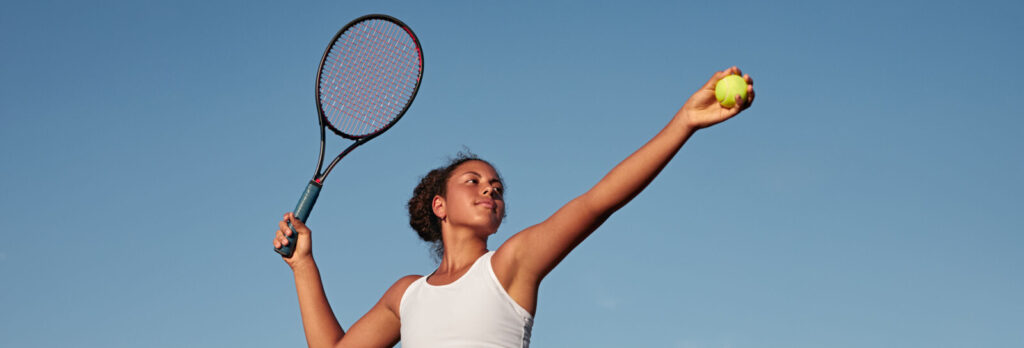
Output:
[474, 223, 500, 237]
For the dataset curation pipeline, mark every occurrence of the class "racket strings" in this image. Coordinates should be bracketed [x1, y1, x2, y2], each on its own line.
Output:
[338, 31, 413, 133]
[345, 24, 404, 131]
[319, 18, 421, 137]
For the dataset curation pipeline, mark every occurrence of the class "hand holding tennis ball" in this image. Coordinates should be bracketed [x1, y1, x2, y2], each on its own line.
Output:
[714, 74, 748, 108]
[675, 66, 753, 130]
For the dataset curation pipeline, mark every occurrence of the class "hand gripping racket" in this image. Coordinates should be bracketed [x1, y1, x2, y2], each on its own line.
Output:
[275, 14, 424, 257]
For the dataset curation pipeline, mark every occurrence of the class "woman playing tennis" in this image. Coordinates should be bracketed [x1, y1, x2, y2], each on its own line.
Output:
[274, 67, 755, 347]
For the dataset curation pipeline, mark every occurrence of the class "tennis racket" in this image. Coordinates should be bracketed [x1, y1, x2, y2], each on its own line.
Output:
[275, 14, 424, 258]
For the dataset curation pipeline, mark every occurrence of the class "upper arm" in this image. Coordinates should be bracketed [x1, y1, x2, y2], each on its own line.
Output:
[336, 275, 419, 348]
[496, 192, 610, 283]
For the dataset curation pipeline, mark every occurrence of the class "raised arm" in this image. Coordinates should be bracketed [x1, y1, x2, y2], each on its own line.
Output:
[497, 67, 755, 290]
[274, 213, 408, 348]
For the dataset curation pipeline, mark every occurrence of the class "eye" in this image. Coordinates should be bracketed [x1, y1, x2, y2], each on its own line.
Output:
[466, 178, 479, 184]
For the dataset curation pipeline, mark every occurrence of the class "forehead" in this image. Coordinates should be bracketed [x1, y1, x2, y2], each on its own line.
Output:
[452, 160, 501, 179]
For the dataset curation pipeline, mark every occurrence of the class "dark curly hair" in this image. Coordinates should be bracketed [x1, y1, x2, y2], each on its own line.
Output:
[407, 151, 505, 259]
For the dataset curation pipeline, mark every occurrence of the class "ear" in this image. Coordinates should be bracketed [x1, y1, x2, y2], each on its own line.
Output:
[431, 195, 446, 221]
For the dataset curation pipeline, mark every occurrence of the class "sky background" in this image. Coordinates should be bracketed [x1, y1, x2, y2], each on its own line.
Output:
[1, 0, 1022, 347]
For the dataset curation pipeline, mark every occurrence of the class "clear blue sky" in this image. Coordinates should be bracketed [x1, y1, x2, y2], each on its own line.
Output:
[2, 1, 1022, 347]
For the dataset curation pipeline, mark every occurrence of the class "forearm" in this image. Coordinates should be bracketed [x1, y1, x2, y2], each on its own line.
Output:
[584, 114, 696, 214]
[291, 260, 345, 348]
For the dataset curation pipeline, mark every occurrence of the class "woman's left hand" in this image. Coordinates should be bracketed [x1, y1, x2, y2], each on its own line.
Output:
[677, 66, 755, 130]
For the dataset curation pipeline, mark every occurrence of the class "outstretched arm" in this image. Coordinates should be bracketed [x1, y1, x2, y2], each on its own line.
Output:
[498, 67, 755, 292]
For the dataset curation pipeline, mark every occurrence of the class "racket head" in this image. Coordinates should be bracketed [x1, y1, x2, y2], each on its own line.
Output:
[315, 14, 424, 140]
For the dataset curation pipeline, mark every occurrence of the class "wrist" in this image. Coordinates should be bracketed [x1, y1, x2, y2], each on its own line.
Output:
[289, 257, 318, 274]
[671, 110, 700, 134]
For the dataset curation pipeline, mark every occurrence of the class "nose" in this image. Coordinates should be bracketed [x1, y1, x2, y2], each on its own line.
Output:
[482, 186, 497, 197]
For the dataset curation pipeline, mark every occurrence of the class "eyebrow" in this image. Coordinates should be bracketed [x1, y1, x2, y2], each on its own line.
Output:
[460, 171, 503, 185]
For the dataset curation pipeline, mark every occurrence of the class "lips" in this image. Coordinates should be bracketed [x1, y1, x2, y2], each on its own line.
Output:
[475, 199, 495, 209]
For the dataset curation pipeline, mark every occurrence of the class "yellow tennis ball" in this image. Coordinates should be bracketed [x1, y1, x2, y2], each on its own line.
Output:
[714, 74, 748, 108]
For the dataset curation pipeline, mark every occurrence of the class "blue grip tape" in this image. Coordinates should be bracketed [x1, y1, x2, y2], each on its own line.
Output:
[275, 180, 322, 257]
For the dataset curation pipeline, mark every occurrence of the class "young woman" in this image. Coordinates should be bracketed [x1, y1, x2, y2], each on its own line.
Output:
[273, 67, 755, 347]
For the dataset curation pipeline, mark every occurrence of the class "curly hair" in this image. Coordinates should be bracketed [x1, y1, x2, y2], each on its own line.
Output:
[407, 152, 504, 259]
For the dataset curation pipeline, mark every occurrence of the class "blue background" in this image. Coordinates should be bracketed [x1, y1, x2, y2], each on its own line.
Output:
[2, 1, 1021, 347]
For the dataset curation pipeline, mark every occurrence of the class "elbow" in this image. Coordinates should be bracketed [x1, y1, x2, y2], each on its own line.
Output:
[576, 193, 618, 223]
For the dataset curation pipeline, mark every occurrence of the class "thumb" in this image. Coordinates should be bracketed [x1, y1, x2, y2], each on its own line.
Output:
[287, 212, 311, 234]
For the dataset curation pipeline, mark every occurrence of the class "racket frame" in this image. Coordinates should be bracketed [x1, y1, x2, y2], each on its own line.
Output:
[276, 14, 423, 258]
[314, 14, 424, 184]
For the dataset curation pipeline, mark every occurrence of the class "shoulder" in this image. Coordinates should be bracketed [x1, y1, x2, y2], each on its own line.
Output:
[384, 275, 422, 301]
[381, 274, 422, 316]
[492, 225, 539, 276]
[492, 231, 534, 287]
[393, 274, 423, 287]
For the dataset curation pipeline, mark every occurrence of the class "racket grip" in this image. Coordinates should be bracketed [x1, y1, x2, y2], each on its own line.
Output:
[275, 180, 322, 258]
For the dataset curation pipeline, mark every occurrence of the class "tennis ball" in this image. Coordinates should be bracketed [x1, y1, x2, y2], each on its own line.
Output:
[714, 74, 748, 108]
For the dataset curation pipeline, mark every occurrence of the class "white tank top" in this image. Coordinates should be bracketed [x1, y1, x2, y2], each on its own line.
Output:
[399, 251, 534, 347]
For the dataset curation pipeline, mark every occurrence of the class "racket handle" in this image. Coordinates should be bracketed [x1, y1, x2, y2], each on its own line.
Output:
[275, 180, 322, 258]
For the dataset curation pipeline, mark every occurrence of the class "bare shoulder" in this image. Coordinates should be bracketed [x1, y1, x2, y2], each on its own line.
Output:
[493, 229, 543, 315]
[392, 274, 422, 289]
[493, 224, 545, 270]
[493, 230, 525, 273]
[492, 226, 541, 286]
[342, 276, 420, 346]
[381, 274, 422, 315]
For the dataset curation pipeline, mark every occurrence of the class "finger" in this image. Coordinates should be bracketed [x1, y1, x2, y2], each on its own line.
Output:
[278, 218, 291, 237]
[274, 231, 287, 248]
[743, 73, 753, 86]
[290, 214, 310, 234]
[703, 67, 742, 91]
[743, 88, 755, 110]
[721, 66, 741, 80]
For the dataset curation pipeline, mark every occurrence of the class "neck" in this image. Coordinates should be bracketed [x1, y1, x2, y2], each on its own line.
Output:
[437, 226, 489, 272]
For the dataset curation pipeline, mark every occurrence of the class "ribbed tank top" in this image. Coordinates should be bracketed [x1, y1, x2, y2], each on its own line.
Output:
[399, 251, 534, 347]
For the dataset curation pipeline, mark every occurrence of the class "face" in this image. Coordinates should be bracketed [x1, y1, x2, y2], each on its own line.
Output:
[434, 160, 505, 234]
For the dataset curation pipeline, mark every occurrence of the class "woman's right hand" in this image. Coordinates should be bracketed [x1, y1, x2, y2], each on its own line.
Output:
[274, 212, 314, 270]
